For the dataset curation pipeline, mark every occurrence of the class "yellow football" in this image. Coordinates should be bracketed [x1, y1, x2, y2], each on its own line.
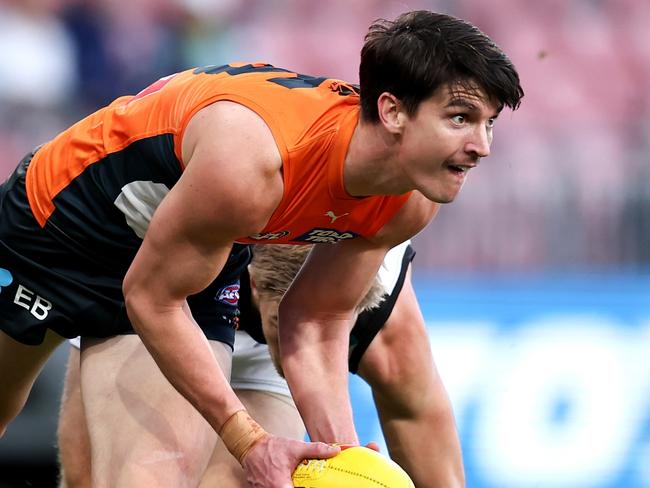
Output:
[292, 446, 415, 488]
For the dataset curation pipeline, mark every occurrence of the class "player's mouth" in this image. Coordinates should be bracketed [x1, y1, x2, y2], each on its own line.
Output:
[445, 162, 476, 177]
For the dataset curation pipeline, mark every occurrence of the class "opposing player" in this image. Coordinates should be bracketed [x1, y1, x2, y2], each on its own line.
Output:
[1, 10, 522, 487]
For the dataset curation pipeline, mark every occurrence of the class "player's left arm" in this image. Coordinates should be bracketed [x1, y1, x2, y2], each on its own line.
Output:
[278, 238, 388, 445]
[279, 192, 439, 445]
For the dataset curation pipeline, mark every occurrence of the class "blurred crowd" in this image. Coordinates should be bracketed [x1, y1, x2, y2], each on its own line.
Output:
[1, 0, 648, 272]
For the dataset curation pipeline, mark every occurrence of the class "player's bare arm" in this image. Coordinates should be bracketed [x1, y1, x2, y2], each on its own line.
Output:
[123, 100, 283, 432]
[123, 101, 338, 487]
[279, 192, 438, 445]
[278, 238, 388, 445]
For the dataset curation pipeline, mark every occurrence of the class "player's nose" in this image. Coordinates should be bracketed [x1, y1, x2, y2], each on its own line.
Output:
[465, 126, 491, 158]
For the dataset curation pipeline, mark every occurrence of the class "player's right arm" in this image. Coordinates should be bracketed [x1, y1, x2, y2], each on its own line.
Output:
[123, 101, 338, 487]
[278, 191, 439, 448]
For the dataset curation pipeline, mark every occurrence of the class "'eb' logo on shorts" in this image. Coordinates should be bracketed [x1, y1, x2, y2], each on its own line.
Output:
[1, 268, 51, 320]
[14, 285, 52, 321]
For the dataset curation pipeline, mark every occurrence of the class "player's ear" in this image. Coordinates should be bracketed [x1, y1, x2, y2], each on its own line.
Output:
[377, 92, 406, 135]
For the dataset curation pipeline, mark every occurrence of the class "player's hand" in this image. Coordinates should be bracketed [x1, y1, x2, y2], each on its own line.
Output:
[365, 441, 381, 452]
[241, 435, 340, 488]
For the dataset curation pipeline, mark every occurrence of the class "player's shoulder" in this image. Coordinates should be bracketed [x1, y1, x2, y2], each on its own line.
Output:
[178, 100, 285, 235]
[373, 192, 439, 246]
[183, 100, 281, 171]
[191, 62, 358, 107]
[183, 63, 359, 160]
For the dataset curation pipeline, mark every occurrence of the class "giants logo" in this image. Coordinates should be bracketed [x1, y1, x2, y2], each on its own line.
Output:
[293, 228, 359, 244]
[217, 284, 240, 305]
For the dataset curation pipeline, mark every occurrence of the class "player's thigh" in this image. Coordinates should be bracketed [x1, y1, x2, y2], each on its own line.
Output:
[0, 329, 63, 432]
[200, 389, 304, 488]
[58, 346, 91, 488]
[81, 334, 231, 488]
[239, 389, 304, 438]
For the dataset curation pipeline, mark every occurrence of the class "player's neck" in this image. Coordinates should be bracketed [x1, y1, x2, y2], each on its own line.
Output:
[343, 119, 412, 197]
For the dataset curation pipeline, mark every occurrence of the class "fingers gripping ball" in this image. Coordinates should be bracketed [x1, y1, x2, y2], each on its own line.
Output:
[292, 446, 415, 488]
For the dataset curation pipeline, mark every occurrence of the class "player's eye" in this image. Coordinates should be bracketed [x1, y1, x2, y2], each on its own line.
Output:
[487, 117, 496, 128]
[451, 114, 466, 124]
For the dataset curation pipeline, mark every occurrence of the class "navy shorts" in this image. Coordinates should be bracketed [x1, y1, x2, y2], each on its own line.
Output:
[0, 151, 249, 347]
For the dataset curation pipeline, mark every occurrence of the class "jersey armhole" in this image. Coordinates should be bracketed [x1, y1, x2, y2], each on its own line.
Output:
[173, 94, 290, 173]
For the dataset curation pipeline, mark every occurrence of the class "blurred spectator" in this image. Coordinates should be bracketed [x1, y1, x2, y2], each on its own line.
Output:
[0, 0, 77, 176]
[0, 0, 76, 107]
[61, 0, 187, 111]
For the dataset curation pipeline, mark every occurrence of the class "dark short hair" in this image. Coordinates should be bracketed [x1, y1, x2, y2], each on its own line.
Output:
[359, 10, 524, 121]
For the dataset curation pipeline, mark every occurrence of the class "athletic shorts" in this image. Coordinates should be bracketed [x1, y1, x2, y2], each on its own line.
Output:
[0, 151, 249, 347]
[229, 331, 292, 397]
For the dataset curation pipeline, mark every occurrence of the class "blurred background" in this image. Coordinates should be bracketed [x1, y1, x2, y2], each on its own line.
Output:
[0, 0, 648, 486]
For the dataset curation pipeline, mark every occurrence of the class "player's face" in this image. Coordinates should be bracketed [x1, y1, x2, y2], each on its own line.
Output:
[399, 83, 500, 203]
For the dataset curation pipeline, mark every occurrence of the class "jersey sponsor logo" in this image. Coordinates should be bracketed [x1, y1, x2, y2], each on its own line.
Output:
[324, 210, 349, 223]
[217, 284, 240, 305]
[13, 285, 53, 320]
[0, 268, 13, 293]
[247, 230, 290, 241]
[293, 228, 359, 244]
[2, 268, 52, 319]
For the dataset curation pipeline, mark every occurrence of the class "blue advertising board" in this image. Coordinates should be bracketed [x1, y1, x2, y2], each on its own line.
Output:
[350, 273, 650, 488]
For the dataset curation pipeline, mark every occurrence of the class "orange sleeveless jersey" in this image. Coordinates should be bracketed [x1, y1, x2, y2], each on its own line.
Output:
[25, 63, 411, 245]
